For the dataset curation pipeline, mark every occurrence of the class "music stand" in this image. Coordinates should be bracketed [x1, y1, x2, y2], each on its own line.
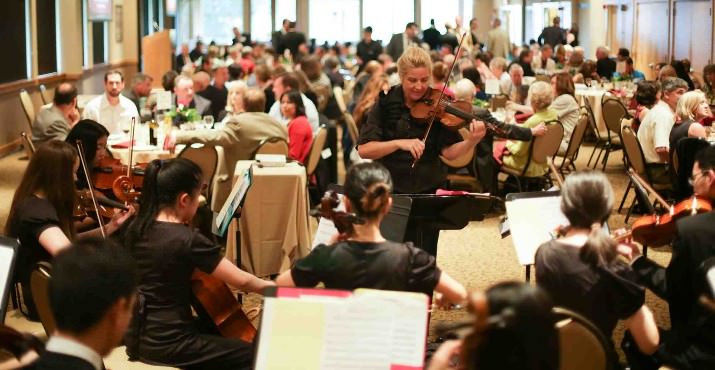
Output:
[0, 236, 19, 323]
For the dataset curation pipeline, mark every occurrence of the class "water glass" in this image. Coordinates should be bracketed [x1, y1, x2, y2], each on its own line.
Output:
[203, 115, 215, 129]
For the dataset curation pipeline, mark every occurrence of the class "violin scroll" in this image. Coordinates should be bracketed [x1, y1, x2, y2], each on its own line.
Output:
[310, 191, 363, 241]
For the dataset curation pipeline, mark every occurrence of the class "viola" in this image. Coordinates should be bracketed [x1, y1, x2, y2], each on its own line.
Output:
[190, 270, 256, 343]
[410, 88, 509, 137]
[310, 190, 364, 241]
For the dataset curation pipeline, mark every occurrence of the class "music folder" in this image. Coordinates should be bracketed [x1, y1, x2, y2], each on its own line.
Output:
[254, 287, 429, 370]
[0, 236, 19, 323]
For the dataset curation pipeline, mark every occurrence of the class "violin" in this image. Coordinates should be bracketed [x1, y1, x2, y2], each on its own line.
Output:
[106, 117, 143, 204]
[73, 189, 129, 221]
[310, 190, 364, 241]
[93, 156, 146, 192]
[410, 88, 509, 137]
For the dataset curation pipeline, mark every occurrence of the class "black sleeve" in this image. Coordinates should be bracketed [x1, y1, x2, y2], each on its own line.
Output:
[534, 243, 560, 294]
[437, 125, 464, 149]
[20, 198, 61, 240]
[190, 230, 224, 274]
[357, 100, 384, 145]
[606, 261, 646, 320]
[405, 243, 441, 294]
[473, 108, 532, 141]
[631, 255, 669, 300]
[290, 244, 332, 287]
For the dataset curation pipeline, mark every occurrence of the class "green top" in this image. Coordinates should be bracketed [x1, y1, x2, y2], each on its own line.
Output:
[503, 108, 559, 177]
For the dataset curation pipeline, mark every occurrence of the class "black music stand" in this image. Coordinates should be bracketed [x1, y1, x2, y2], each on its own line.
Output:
[383, 194, 495, 256]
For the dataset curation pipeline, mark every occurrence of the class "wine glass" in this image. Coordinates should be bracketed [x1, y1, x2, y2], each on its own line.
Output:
[203, 115, 215, 129]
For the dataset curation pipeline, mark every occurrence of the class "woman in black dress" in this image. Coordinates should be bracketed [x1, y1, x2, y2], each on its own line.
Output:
[5, 141, 132, 320]
[276, 162, 467, 307]
[65, 119, 109, 190]
[534, 170, 659, 360]
[120, 158, 273, 370]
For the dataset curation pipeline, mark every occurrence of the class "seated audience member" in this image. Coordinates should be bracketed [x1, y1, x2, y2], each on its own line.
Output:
[566, 47, 585, 76]
[119, 158, 273, 370]
[173, 74, 212, 123]
[455, 79, 542, 195]
[550, 73, 580, 154]
[65, 120, 109, 190]
[193, 71, 225, 120]
[672, 60, 696, 91]
[502, 81, 558, 177]
[669, 90, 710, 152]
[24, 239, 137, 370]
[175, 43, 191, 72]
[432, 61, 455, 99]
[595, 46, 616, 80]
[217, 80, 248, 122]
[277, 162, 467, 307]
[352, 60, 383, 106]
[352, 74, 389, 127]
[82, 70, 139, 135]
[269, 72, 320, 135]
[428, 282, 559, 370]
[535, 171, 659, 363]
[300, 55, 333, 112]
[238, 46, 255, 76]
[619, 145, 715, 370]
[553, 44, 567, 68]
[254, 64, 275, 112]
[632, 81, 661, 132]
[167, 88, 287, 209]
[637, 77, 688, 184]
[515, 49, 536, 77]
[531, 44, 557, 73]
[32, 82, 80, 145]
[5, 141, 132, 321]
[488, 57, 511, 95]
[658, 65, 678, 81]
[161, 70, 179, 91]
[503, 64, 529, 104]
[573, 59, 599, 84]
[123, 73, 154, 112]
[613, 57, 646, 80]
[280, 90, 313, 163]
[703, 64, 715, 104]
[460, 67, 489, 100]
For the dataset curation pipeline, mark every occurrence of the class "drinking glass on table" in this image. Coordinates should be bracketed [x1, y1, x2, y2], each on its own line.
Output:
[203, 115, 215, 129]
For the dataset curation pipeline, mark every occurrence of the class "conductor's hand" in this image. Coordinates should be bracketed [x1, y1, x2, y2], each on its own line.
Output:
[397, 139, 425, 159]
[465, 119, 487, 144]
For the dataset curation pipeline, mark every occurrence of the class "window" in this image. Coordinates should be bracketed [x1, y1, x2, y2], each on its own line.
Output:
[250, 0, 272, 42]
[362, 0, 414, 44]
[309, 0, 360, 44]
[421, 0, 461, 35]
[274, 0, 296, 28]
[36, 0, 57, 75]
[0, 0, 28, 83]
[92, 21, 107, 65]
[199, 0, 243, 45]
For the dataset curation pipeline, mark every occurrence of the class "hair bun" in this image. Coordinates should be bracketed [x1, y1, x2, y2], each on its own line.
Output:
[360, 183, 390, 215]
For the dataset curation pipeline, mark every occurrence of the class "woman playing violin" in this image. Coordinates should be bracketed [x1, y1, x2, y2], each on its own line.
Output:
[119, 158, 273, 370]
[533, 170, 659, 365]
[357, 47, 486, 194]
[5, 141, 133, 321]
[65, 119, 109, 190]
[276, 162, 467, 307]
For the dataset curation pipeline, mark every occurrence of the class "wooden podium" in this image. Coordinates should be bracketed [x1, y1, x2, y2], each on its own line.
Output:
[141, 30, 172, 88]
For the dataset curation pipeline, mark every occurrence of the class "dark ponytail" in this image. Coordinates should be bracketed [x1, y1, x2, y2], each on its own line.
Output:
[560, 170, 617, 267]
[344, 162, 393, 220]
[125, 158, 203, 246]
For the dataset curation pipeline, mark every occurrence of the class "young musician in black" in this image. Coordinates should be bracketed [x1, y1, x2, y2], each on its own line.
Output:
[276, 162, 466, 307]
[119, 158, 273, 370]
[5, 141, 131, 320]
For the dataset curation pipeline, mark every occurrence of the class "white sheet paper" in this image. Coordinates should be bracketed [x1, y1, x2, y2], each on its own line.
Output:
[155, 91, 173, 111]
[311, 194, 345, 248]
[506, 194, 568, 266]
[485, 79, 501, 95]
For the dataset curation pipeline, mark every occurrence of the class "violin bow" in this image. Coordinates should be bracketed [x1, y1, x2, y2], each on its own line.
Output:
[127, 117, 136, 179]
[627, 169, 671, 210]
[76, 140, 107, 238]
[412, 32, 468, 168]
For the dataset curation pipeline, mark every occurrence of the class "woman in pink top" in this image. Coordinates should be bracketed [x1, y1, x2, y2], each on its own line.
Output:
[281, 91, 313, 163]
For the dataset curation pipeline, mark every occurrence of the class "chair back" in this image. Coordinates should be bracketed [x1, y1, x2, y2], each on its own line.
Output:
[602, 97, 629, 138]
[30, 262, 55, 336]
[620, 125, 648, 178]
[333, 86, 347, 114]
[178, 144, 219, 199]
[20, 132, 35, 158]
[490, 95, 507, 110]
[440, 128, 474, 168]
[673, 137, 711, 199]
[553, 307, 614, 370]
[19, 90, 35, 131]
[529, 120, 564, 168]
[253, 137, 289, 157]
[39, 84, 51, 105]
[343, 112, 360, 145]
[566, 112, 589, 159]
[305, 126, 328, 177]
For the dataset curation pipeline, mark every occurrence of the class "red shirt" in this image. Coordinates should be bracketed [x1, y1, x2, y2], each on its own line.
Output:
[287, 116, 313, 163]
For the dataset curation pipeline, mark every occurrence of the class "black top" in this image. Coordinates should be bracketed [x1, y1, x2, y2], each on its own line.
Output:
[291, 240, 442, 296]
[597, 58, 617, 80]
[632, 211, 715, 365]
[357, 85, 463, 193]
[11, 196, 58, 284]
[535, 240, 645, 338]
[24, 351, 97, 370]
[282, 31, 307, 57]
[669, 119, 694, 154]
[197, 85, 228, 121]
[356, 40, 383, 67]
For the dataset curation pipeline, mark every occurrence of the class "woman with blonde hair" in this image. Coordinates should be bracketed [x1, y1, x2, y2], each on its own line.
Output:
[218, 80, 248, 122]
[357, 46, 486, 255]
[352, 73, 389, 127]
[669, 90, 710, 150]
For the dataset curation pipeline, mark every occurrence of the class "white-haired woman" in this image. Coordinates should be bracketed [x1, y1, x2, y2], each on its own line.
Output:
[502, 81, 558, 177]
[217, 80, 248, 123]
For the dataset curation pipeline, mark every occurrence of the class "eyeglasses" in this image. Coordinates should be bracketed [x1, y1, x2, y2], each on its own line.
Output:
[688, 171, 707, 186]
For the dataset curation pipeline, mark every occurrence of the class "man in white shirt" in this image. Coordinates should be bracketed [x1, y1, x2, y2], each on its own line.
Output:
[25, 239, 137, 370]
[531, 44, 557, 72]
[488, 57, 512, 95]
[268, 72, 319, 135]
[82, 70, 139, 135]
[637, 77, 688, 183]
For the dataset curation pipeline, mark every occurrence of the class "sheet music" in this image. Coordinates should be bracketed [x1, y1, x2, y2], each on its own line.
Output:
[311, 194, 346, 248]
[485, 79, 501, 95]
[506, 194, 568, 266]
[255, 289, 428, 370]
[0, 245, 15, 322]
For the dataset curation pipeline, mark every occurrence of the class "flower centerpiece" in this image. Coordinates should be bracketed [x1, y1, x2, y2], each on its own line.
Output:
[166, 104, 200, 126]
